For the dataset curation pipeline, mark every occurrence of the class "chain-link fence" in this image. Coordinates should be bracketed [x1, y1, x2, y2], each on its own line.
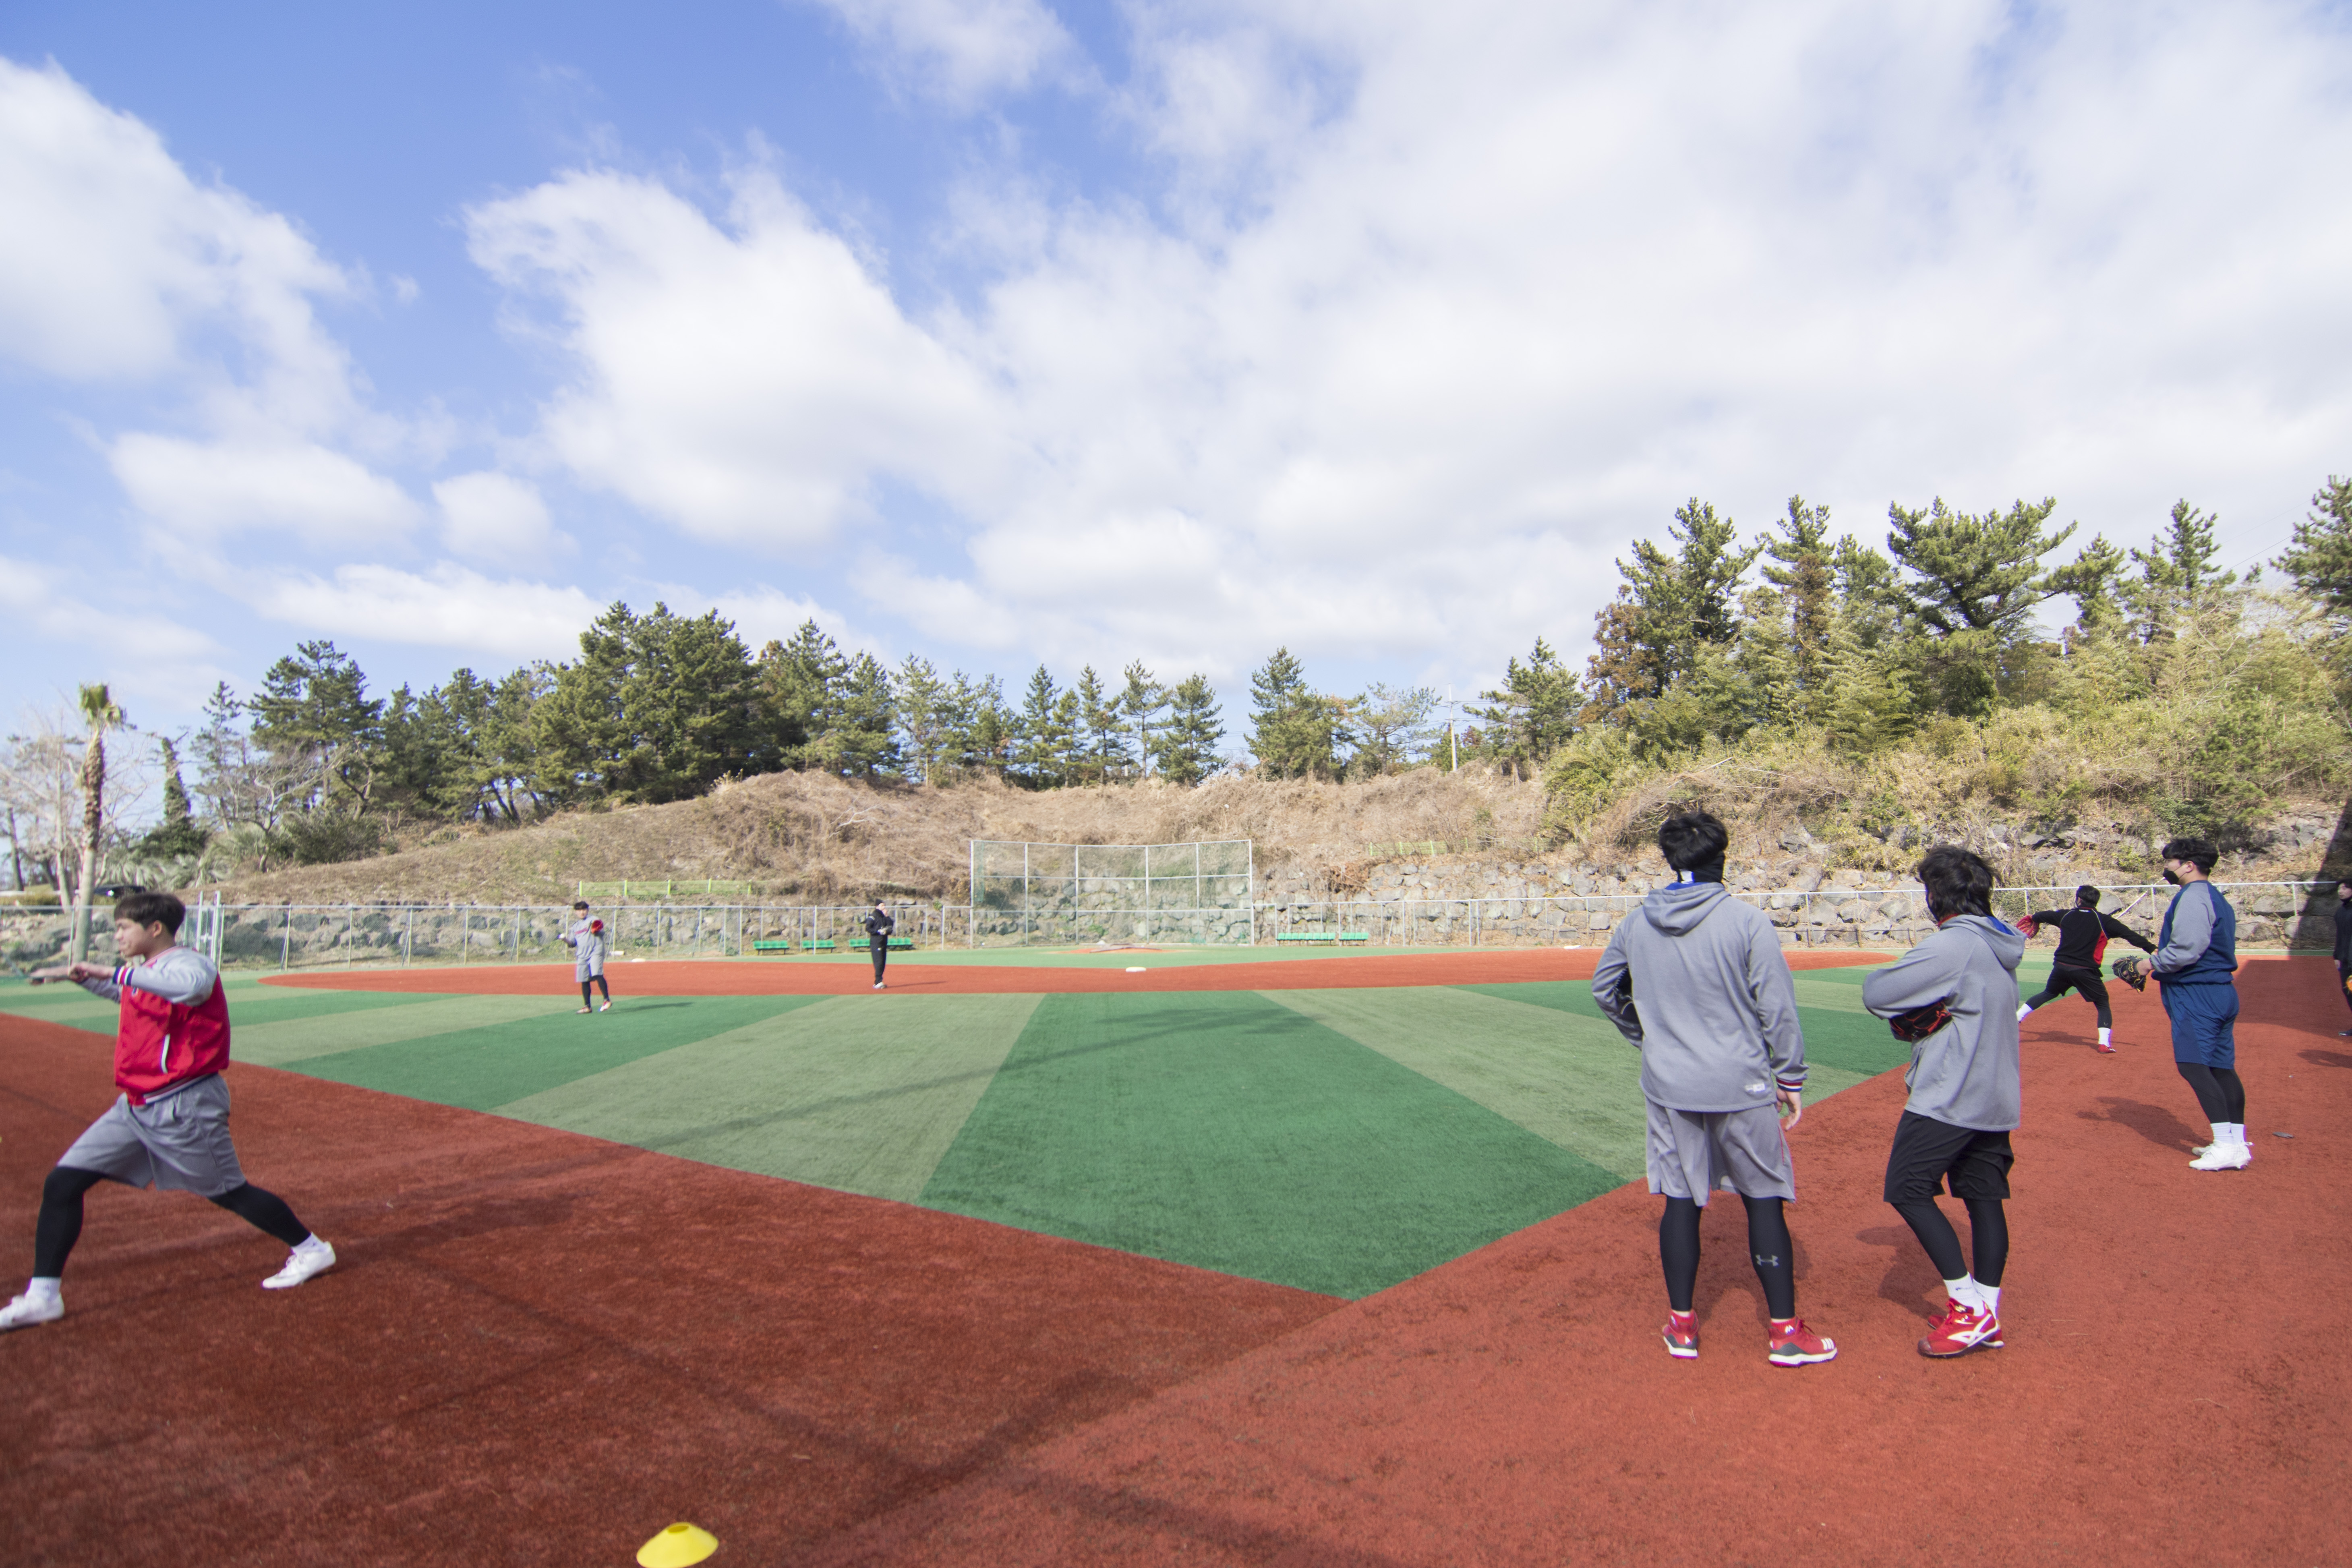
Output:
[969, 840, 1255, 947]
[1257, 881, 2338, 951]
[0, 880, 2337, 975]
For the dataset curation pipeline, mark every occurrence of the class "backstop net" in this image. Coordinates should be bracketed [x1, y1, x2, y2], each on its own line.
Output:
[968, 840, 1255, 947]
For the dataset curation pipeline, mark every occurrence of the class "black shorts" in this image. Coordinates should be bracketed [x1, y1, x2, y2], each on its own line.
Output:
[1884, 1111, 2014, 1203]
[2038, 964, 2108, 1006]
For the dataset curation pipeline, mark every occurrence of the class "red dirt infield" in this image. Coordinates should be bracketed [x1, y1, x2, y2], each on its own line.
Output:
[3, 955, 2346, 1565]
[255, 945, 1886, 996]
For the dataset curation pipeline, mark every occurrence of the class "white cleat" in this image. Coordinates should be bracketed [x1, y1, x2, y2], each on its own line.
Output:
[0, 1292, 63, 1331]
[263, 1238, 337, 1290]
[2188, 1143, 2250, 1171]
[597, 1002, 612, 1013]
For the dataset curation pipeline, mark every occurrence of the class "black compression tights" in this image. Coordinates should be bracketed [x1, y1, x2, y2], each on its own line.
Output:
[2176, 1063, 2245, 1124]
[1659, 1195, 1797, 1319]
[580, 975, 611, 1006]
[33, 1168, 310, 1277]
[1890, 1195, 2008, 1287]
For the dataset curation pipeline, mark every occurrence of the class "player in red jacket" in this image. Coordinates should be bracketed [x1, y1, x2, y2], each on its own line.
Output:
[2, 893, 335, 1332]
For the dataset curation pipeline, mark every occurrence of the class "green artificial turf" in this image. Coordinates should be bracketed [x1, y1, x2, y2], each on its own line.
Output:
[1264, 986, 1652, 1179]
[291, 994, 822, 1110]
[497, 992, 1042, 1201]
[918, 990, 1621, 1299]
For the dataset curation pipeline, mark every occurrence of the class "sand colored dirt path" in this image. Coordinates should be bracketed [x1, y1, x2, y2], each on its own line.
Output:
[258, 946, 1884, 996]
[798, 957, 2352, 1566]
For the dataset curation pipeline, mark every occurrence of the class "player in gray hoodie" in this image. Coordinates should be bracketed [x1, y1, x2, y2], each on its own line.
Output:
[1592, 811, 1835, 1367]
[1861, 844, 2027, 1359]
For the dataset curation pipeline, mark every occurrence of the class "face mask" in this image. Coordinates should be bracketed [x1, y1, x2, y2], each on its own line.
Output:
[2162, 870, 2180, 885]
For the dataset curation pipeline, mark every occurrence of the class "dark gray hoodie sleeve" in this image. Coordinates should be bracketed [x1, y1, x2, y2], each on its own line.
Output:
[1745, 925, 1806, 1090]
[1861, 938, 1967, 1018]
[1590, 928, 1640, 1043]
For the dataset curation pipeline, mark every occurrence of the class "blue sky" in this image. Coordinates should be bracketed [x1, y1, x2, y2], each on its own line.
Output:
[4, 0, 2350, 745]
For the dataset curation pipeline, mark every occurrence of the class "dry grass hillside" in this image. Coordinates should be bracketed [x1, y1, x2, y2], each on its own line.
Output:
[213, 768, 1550, 905]
[207, 764, 2346, 908]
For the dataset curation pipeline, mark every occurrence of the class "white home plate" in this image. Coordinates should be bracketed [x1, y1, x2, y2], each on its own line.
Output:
[1126, 966, 1146, 973]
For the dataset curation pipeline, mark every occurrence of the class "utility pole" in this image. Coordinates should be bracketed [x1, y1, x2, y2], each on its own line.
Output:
[1447, 687, 1459, 772]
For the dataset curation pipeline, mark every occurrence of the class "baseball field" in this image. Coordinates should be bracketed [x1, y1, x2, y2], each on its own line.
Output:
[1, 945, 2345, 1565]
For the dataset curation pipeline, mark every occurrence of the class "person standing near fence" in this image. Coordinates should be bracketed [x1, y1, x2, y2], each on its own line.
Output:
[2333, 877, 2352, 1038]
[864, 900, 896, 990]
[565, 901, 612, 1013]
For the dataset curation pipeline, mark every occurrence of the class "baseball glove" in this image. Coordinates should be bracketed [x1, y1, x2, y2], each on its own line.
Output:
[2014, 916, 2039, 939]
[2110, 955, 2149, 992]
[1888, 1001, 1953, 1042]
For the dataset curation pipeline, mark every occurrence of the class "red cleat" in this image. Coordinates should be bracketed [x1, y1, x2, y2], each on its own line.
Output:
[1661, 1311, 1698, 1359]
[1767, 1317, 1836, 1365]
[1919, 1300, 2004, 1357]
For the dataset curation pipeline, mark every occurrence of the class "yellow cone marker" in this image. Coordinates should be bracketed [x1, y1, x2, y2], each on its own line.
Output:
[637, 1521, 717, 1567]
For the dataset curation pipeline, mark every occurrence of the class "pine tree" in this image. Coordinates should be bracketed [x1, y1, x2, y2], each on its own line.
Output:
[1352, 683, 1438, 775]
[137, 737, 208, 858]
[1247, 648, 1344, 778]
[536, 603, 759, 801]
[1760, 496, 1834, 692]
[1063, 667, 1114, 785]
[835, 652, 900, 778]
[249, 640, 385, 812]
[894, 655, 948, 783]
[1470, 638, 1580, 776]
[1584, 499, 1762, 716]
[2274, 475, 2352, 616]
[1884, 497, 2074, 639]
[1154, 675, 1225, 784]
[756, 621, 848, 769]
[1012, 666, 1070, 788]
[1120, 662, 1166, 778]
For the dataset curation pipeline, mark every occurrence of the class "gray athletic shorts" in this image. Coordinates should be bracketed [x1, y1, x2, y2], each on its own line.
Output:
[1646, 1100, 1795, 1205]
[58, 1075, 246, 1198]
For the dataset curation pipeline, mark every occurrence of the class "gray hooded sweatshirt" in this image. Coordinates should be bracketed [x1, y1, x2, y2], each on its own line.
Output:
[1860, 914, 2027, 1131]
[1590, 881, 1807, 1113]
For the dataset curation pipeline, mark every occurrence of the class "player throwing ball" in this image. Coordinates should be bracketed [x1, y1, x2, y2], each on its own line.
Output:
[1863, 845, 2025, 1359]
[1593, 811, 1834, 1367]
[2, 893, 335, 1332]
[565, 901, 613, 1013]
[2016, 886, 2153, 1052]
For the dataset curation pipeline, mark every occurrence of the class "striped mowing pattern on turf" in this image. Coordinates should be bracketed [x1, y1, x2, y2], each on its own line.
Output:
[0, 967, 1904, 1298]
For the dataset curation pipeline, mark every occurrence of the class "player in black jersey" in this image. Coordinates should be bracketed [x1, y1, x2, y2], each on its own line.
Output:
[2015, 886, 2154, 1052]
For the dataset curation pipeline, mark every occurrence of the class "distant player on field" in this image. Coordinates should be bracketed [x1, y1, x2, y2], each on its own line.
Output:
[1863, 845, 2025, 1359]
[3, 893, 336, 1332]
[2015, 886, 2153, 1052]
[1592, 810, 1835, 1367]
[863, 900, 896, 990]
[565, 901, 612, 1013]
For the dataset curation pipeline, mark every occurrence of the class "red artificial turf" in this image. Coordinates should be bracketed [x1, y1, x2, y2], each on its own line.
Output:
[0, 1016, 1337, 1568]
[10, 956, 2345, 1566]
[256, 946, 1884, 996]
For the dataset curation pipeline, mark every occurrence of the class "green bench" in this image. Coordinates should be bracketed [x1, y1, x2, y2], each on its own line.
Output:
[1275, 932, 1371, 945]
[749, 937, 915, 955]
[751, 940, 793, 954]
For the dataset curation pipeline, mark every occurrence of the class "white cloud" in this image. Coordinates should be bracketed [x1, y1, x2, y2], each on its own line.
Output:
[466, 167, 1005, 547]
[0, 56, 358, 426]
[0, 552, 229, 709]
[110, 433, 419, 541]
[240, 563, 602, 661]
[433, 470, 562, 560]
[800, 0, 1078, 105]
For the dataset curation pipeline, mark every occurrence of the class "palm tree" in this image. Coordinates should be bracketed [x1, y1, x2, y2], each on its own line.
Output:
[68, 683, 128, 964]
